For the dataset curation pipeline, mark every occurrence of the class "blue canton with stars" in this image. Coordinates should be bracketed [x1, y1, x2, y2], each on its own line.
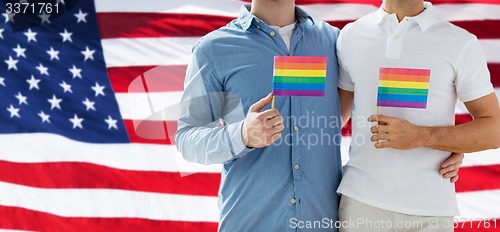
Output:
[0, 0, 130, 143]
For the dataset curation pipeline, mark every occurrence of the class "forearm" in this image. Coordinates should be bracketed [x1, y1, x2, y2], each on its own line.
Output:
[338, 88, 354, 128]
[175, 120, 250, 165]
[421, 116, 500, 153]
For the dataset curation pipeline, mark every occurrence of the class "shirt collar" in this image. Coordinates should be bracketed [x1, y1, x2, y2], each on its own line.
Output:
[373, 5, 388, 25]
[374, 1, 440, 32]
[411, 2, 440, 32]
[238, 5, 314, 32]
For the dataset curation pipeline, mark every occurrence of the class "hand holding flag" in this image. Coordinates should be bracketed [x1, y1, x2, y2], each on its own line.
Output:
[242, 93, 284, 148]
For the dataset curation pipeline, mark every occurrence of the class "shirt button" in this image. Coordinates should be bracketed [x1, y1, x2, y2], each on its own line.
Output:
[293, 126, 299, 132]
[393, 35, 399, 40]
[294, 164, 299, 170]
[291, 198, 296, 204]
[270, 31, 276, 37]
[256, 25, 260, 29]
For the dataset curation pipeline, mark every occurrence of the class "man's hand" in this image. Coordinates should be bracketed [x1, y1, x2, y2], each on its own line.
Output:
[440, 152, 464, 183]
[368, 114, 429, 149]
[242, 93, 284, 148]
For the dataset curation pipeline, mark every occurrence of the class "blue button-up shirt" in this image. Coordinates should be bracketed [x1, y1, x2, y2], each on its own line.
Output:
[175, 5, 342, 231]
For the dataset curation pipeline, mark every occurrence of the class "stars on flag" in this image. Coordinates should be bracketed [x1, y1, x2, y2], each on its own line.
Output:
[48, 95, 62, 110]
[0, 2, 125, 141]
[7, 105, 20, 118]
[91, 82, 105, 97]
[13, 44, 27, 58]
[24, 29, 37, 42]
[82, 98, 96, 111]
[26, 76, 41, 90]
[47, 47, 60, 60]
[81, 46, 95, 61]
[69, 65, 82, 79]
[2, 12, 15, 23]
[15, 92, 28, 105]
[74, 10, 88, 23]
[69, 114, 84, 129]
[105, 116, 118, 130]
[5, 56, 19, 70]
[59, 81, 72, 93]
[38, 12, 51, 24]
[60, 29, 73, 43]
[38, 111, 51, 123]
[36, 63, 49, 76]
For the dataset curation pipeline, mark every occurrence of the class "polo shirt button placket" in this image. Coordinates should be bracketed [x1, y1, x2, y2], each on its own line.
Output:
[387, 26, 408, 59]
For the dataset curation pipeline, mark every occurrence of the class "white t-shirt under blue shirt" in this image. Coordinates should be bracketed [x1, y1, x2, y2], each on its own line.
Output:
[270, 22, 296, 53]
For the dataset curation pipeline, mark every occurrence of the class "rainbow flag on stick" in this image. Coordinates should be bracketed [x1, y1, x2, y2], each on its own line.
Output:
[272, 56, 327, 96]
[377, 67, 431, 109]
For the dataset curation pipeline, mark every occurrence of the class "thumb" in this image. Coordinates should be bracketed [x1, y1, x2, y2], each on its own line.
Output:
[249, 93, 273, 112]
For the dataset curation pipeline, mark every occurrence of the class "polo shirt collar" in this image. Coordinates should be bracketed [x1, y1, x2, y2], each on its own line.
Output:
[374, 1, 440, 32]
[373, 5, 388, 25]
[238, 5, 314, 32]
[411, 2, 440, 32]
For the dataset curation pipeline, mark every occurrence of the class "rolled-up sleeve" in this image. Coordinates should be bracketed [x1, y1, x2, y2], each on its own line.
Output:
[175, 45, 253, 165]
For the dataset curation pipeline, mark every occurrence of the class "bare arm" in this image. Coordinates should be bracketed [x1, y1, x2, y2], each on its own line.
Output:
[426, 93, 500, 152]
[369, 93, 500, 153]
[338, 88, 354, 128]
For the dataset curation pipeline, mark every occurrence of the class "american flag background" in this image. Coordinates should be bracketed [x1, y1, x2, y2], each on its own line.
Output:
[0, 0, 499, 231]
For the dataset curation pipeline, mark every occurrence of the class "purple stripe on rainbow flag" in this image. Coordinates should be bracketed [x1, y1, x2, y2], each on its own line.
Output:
[273, 90, 325, 96]
[377, 100, 427, 109]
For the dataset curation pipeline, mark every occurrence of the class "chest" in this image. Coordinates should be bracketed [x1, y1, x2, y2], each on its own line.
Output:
[216, 33, 340, 115]
[344, 27, 459, 125]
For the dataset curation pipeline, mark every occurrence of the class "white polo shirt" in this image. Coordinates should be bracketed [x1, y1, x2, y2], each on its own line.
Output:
[337, 2, 494, 216]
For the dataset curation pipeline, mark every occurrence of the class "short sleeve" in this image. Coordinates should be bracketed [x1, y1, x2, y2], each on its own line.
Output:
[336, 30, 355, 91]
[455, 37, 495, 102]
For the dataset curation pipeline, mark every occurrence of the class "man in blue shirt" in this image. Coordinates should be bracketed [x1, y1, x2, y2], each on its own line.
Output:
[175, 0, 462, 231]
[175, 0, 342, 231]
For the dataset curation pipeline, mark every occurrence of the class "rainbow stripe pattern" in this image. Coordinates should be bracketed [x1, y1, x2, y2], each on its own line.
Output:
[272, 56, 327, 96]
[377, 67, 431, 109]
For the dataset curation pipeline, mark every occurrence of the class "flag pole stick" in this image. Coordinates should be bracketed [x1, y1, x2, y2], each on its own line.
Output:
[272, 96, 275, 109]
[376, 106, 380, 144]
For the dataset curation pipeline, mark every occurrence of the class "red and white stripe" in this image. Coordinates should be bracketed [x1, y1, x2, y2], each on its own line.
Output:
[1, 0, 499, 231]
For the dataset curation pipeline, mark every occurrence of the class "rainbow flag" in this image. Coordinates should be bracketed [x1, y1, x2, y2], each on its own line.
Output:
[377, 67, 431, 109]
[272, 56, 327, 96]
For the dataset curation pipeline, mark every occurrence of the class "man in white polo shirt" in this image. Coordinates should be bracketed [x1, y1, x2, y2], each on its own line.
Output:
[336, 0, 500, 231]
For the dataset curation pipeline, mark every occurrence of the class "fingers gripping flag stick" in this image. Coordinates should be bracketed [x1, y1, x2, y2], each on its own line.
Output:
[272, 56, 328, 108]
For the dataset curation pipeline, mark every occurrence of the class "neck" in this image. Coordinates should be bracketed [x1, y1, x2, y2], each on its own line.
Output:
[382, 0, 425, 22]
[251, 0, 296, 27]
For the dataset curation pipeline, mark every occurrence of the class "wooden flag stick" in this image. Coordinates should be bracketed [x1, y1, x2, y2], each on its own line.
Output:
[376, 106, 381, 144]
[271, 96, 275, 109]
